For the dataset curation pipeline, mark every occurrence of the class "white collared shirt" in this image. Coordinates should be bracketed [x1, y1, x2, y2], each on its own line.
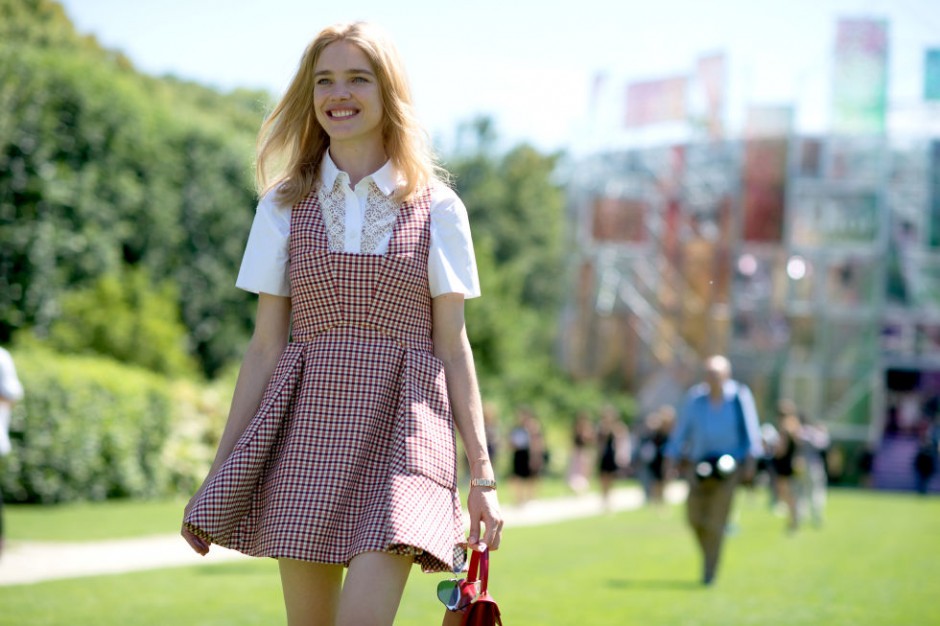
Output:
[236, 153, 481, 299]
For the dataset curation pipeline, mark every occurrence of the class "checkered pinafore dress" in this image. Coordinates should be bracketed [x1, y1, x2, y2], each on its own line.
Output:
[184, 185, 466, 573]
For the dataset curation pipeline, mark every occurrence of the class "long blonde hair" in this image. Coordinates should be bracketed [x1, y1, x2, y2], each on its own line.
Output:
[255, 22, 447, 205]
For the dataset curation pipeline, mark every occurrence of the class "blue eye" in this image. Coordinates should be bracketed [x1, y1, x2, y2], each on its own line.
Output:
[316, 78, 331, 86]
[352, 76, 368, 83]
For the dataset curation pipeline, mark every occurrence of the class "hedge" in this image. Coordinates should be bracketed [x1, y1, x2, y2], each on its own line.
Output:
[1, 347, 229, 503]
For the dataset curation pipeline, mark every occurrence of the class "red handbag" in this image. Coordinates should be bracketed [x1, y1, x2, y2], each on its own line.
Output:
[438, 548, 503, 625]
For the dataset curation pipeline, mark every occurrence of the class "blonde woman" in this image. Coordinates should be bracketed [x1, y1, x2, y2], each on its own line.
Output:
[181, 22, 502, 626]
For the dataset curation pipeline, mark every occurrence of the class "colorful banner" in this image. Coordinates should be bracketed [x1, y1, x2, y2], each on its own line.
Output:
[831, 18, 889, 134]
[926, 49, 940, 101]
[591, 196, 647, 242]
[625, 77, 687, 127]
[742, 139, 789, 242]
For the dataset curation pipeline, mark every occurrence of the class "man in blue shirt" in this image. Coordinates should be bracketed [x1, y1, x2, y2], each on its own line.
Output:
[664, 355, 763, 585]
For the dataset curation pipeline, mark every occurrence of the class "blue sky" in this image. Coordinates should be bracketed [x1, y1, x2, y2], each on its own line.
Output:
[58, 0, 940, 153]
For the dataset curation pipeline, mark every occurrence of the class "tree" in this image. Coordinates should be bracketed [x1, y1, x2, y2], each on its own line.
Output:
[0, 0, 266, 376]
[444, 118, 573, 409]
[44, 267, 196, 376]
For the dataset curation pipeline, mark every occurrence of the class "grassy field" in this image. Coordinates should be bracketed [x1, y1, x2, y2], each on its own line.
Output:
[1, 488, 938, 625]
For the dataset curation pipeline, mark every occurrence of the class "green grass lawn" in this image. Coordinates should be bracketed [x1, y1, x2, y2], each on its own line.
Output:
[2, 488, 938, 625]
[5, 497, 191, 541]
[3, 476, 580, 542]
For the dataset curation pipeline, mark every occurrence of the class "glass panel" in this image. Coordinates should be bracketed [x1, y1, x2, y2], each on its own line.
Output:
[797, 138, 824, 178]
[731, 310, 789, 350]
[916, 323, 940, 357]
[825, 256, 879, 306]
[826, 377, 872, 425]
[782, 372, 822, 414]
[826, 319, 878, 372]
[790, 186, 880, 246]
[880, 321, 915, 357]
[907, 251, 940, 307]
[787, 315, 816, 364]
[826, 137, 883, 183]
[928, 140, 940, 248]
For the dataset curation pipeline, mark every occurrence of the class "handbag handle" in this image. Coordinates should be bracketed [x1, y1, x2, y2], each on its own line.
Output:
[466, 548, 489, 593]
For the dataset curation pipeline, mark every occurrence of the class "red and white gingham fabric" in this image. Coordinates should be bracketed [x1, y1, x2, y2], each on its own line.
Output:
[185, 186, 466, 573]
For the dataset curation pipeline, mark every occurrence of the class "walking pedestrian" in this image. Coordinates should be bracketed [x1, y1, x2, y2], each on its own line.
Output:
[772, 400, 800, 532]
[664, 355, 763, 585]
[567, 410, 594, 494]
[180, 22, 502, 626]
[597, 404, 630, 510]
[508, 406, 545, 506]
[794, 413, 830, 526]
[638, 405, 674, 505]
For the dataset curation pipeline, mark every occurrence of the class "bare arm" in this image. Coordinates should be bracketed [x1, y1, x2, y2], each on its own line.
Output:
[432, 293, 503, 551]
[182, 293, 291, 554]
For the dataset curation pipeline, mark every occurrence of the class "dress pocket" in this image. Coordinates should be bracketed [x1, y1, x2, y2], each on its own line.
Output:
[396, 350, 457, 489]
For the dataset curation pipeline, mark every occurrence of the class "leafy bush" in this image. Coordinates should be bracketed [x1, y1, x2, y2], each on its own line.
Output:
[0, 3, 265, 376]
[160, 372, 236, 496]
[2, 347, 175, 502]
[44, 267, 197, 376]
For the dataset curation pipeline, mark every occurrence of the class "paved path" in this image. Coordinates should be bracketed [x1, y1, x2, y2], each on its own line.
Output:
[0, 483, 687, 586]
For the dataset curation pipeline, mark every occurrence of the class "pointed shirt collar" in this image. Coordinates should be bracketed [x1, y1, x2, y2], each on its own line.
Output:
[320, 150, 399, 197]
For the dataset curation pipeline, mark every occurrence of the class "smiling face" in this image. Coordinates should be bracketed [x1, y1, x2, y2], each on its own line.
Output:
[313, 40, 385, 154]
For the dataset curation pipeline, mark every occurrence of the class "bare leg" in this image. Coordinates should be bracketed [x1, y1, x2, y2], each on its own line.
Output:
[278, 558, 343, 626]
[776, 476, 798, 531]
[336, 551, 413, 626]
[599, 473, 615, 509]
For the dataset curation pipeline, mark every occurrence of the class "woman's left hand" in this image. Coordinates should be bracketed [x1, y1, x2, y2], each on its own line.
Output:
[466, 486, 503, 552]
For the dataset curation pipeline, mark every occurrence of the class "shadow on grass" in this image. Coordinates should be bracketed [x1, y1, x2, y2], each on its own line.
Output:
[191, 561, 271, 576]
[606, 578, 701, 591]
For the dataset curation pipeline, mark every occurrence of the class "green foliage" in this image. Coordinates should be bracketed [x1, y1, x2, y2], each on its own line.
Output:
[161, 374, 237, 496]
[1, 347, 175, 502]
[0, 344, 235, 503]
[5, 498, 192, 542]
[0, 0, 85, 50]
[44, 267, 196, 376]
[0, 0, 266, 376]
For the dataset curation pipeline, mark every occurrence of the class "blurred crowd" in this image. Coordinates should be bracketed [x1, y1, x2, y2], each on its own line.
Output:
[482, 395, 842, 530]
[482, 384, 939, 524]
[465, 351, 940, 589]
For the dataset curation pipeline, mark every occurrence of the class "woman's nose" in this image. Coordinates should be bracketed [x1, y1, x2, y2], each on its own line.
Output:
[329, 83, 351, 99]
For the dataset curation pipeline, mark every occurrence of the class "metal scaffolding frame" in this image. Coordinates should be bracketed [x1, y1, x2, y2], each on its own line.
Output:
[561, 135, 940, 442]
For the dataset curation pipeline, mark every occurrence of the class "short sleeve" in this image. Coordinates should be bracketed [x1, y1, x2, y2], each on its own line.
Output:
[235, 191, 291, 297]
[428, 186, 481, 299]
